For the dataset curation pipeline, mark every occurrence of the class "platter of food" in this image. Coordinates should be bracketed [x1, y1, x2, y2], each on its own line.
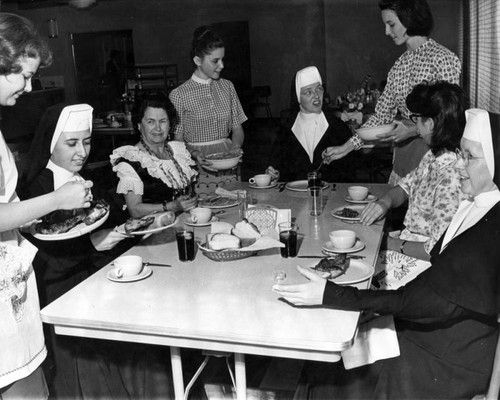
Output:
[331, 205, 365, 221]
[118, 212, 178, 235]
[198, 195, 240, 209]
[31, 200, 110, 241]
[344, 194, 378, 204]
[310, 255, 374, 285]
[205, 151, 241, 170]
[285, 180, 329, 192]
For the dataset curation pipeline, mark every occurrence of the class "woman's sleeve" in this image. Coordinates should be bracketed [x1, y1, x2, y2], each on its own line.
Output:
[323, 274, 466, 324]
[229, 82, 248, 128]
[435, 52, 461, 85]
[113, 161, 144, 195]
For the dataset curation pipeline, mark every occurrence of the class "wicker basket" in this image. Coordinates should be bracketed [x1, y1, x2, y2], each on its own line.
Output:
[198, 242, 258, 262]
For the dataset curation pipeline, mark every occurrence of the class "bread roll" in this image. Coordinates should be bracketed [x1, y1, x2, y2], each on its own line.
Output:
[232, 219, 261, 239]
[207, 233, 241, 250]
[211, 221, 234, 234]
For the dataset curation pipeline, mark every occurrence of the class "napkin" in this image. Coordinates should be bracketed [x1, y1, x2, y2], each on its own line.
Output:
[214, 187, 240, 199]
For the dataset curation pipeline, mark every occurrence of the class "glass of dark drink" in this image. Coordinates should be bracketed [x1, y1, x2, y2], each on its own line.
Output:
[176, 227, 195, 262]
[307, 171, 322, 188]
[279, 222, 298, 258]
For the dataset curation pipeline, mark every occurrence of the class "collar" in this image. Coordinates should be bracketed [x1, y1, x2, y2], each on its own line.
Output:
[298, 111, 322, 122]
[473, 188, 500, 207]
[191, 73, 211, 85]
[46, 159, 82, 190]
[410, 38, 433, 54]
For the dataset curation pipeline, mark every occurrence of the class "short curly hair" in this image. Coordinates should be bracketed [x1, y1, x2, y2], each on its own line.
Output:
[379, 0, 434, 37]
[0, 13, 52, 75]
[406, 81, 466, 155]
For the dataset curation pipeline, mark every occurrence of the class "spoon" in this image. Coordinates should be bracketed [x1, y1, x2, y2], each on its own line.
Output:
[143, 262, 171, 267]
[314, 158, 325, 172]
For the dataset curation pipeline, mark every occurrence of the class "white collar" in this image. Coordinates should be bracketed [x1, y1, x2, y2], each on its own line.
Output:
[473, 188, 500, 207]
[191, 73, 211, 85]
[46, 159, 83, 190]
[291, 111, 329, 163]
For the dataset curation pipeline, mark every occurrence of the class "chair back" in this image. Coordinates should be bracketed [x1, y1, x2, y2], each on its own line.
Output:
[245, 207, 277, 232]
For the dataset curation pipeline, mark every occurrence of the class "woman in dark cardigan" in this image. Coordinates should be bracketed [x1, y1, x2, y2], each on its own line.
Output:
[273, 108, 500, 399]
[267, 66, 356, 183]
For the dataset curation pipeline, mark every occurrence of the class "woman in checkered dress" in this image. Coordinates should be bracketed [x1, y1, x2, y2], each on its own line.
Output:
[169, 25, 247, 193]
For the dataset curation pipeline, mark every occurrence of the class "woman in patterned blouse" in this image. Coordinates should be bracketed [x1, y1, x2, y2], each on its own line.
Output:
[169, 25, 247, 193]
[323, 0, 461, 185]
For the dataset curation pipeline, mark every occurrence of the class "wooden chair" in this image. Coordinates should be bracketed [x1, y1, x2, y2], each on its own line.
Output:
[245, 207, 277, 232]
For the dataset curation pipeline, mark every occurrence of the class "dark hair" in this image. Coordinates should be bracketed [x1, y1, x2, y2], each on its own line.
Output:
[406, 81, 466, 155]
[136, 92, 176, 125]
[379, 0, 433, 37]
[190, 25, 224, 61]
[0, 13, 52, 75]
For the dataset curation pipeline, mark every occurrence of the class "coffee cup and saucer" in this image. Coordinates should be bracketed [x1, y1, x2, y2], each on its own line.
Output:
[322, 230, 365, 254]
[185, 207, 219, 227]
[107, 255, 152, 282]
[249, 174, 277, 189]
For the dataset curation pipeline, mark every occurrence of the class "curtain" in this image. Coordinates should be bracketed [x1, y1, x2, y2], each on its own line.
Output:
[462, 0, 500, 113]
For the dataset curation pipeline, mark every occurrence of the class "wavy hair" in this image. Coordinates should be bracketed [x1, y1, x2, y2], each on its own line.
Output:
[406, 81, 467, 155]
[0, 13, 52, 75]
[379, 0, 433, 37]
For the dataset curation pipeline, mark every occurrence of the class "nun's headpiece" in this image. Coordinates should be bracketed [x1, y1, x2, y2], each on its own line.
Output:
[295, 66, 322, 102]
[50, 104, 93, 153]
[463, 108, 494, 179]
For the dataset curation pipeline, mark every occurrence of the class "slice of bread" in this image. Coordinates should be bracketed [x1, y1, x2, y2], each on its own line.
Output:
[207, 233, 241, 250]
[232, 219, 261, 239]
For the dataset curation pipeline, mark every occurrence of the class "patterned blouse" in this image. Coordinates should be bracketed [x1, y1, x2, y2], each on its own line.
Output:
[398, 149, 467, 253]
[169, 74, 247, 143]
[350, 38, 461, 149]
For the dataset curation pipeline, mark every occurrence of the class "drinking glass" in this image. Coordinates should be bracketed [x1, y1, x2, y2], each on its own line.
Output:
[176, 226, 195, 262]
[279, 222, 298, 258]
[307, 171, 322, 188]
[308, 186, 322, 216]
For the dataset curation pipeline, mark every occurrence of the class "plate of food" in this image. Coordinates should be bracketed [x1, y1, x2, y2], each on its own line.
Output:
[198, 195, 240, 209]
[310, 255, 374, 285]
[31, 200, 110, 241]
[331, 205, 365, 221]
[118, 211, 178, 235]
[322, 239, 365, 254]
[205, 151, 241, 171]
[285, 180, 329, 192]
[344, 194, 378, 204]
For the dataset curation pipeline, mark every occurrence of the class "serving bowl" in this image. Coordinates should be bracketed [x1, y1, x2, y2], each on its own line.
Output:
[355, 123, 396, 141]
[205, 152, 241, 170]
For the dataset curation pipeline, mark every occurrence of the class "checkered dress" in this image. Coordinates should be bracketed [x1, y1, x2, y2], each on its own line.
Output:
[169, 75, 247, 143]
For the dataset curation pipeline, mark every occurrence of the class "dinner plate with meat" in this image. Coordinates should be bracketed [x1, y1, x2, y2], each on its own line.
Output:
[118, 211, 178, 235]
[331, 205, 365, 221]
[198, 195, 240, 209]
[31, 199, 110, 241]
[310, 255, 374, 285]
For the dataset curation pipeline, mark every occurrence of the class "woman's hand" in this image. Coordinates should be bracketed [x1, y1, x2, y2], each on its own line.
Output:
[265, 166, 280, 182]
[54, 180, 94, 209]
[192, 150, 217, 172]
[322, 142, 353, 164]
[377, 120, 416, 143]
[166, 196, 198, 213]
[272, 266, 327, 306]
[360, 199, 389, 225]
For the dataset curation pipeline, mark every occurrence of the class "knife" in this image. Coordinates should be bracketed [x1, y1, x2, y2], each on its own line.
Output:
[278, 183, 286, 192]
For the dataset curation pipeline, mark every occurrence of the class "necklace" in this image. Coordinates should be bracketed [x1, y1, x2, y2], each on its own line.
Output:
[140, 138, 191, 188]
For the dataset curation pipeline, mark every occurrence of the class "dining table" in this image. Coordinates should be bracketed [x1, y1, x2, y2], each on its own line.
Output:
[41, 182, 389, 400]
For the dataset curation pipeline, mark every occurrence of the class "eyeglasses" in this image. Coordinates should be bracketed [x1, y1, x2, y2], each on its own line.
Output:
[300, 86, 325, 98]
[455, 148, 485, 166]
[409, 114, 422, 124]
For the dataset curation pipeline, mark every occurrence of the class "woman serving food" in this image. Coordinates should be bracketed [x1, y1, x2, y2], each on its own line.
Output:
[111, 94, 198, 218]
[169, 25, 247, 192]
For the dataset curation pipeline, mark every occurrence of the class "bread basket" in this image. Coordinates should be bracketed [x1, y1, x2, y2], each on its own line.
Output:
[198, 242, 258, 262]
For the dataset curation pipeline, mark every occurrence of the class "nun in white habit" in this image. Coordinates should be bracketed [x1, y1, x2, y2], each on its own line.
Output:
[266, 66, 354, 182]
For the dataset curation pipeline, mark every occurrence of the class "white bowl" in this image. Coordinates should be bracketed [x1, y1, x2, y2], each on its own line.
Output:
[348, 185, 369, 201]
[329, 230, 356, 249]
[356, 123, 396, 141]
[205, 153, 240, 170]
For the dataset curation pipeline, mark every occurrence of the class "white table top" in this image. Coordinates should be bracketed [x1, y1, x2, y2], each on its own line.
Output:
[41, 183, 388, 362]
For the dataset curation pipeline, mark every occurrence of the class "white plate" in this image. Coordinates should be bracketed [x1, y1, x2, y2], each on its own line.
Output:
[198, 198, 240, 209]
[185, 216, 219, 227]
[249, 182, 278, 189]
[285, 180, 329, 192]
[307, 259, 374, 285]
[345, 194, 378, 204]
[322, 239, 365, 254]
[31, 210, 110, 241]
[107, 266, 152, 282]
[331, 205, 365, 221]
[118, 217, 178, 235]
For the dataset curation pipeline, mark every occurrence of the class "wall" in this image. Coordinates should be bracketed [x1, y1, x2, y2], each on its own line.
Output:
[2, 0, 460, 117]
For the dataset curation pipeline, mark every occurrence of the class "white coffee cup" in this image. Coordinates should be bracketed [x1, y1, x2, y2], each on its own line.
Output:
[190, 207, 212, 224]
[114, 255, 143, 278]
[249, 174, 272, 187]
[348, 185, 369, 201]
[329, 230, 356, 249]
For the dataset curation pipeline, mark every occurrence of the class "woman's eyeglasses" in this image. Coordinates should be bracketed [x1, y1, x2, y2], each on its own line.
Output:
[300, 86, 325, 98]
[409, 114, 422, 124]
[455, 148, 485, 166]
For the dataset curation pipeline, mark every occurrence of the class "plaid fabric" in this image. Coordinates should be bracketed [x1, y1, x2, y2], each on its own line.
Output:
[170, 76, 247, 143]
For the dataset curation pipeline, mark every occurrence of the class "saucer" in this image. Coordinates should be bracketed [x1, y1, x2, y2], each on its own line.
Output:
[345, 194, 378, 204]
[249, 182, 278, 189]
[107, 266, 152, 282]
[322, 239, 365, 254]
[185, 216, 219, 227]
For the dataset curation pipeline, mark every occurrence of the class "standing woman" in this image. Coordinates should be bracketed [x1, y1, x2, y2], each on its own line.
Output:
[0, 13, 91, 399]
[323, 0, 461, 185]
[169, 25, 247, 193]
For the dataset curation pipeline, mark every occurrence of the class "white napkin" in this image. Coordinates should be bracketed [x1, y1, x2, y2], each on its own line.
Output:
[341, 315, 400, 369]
